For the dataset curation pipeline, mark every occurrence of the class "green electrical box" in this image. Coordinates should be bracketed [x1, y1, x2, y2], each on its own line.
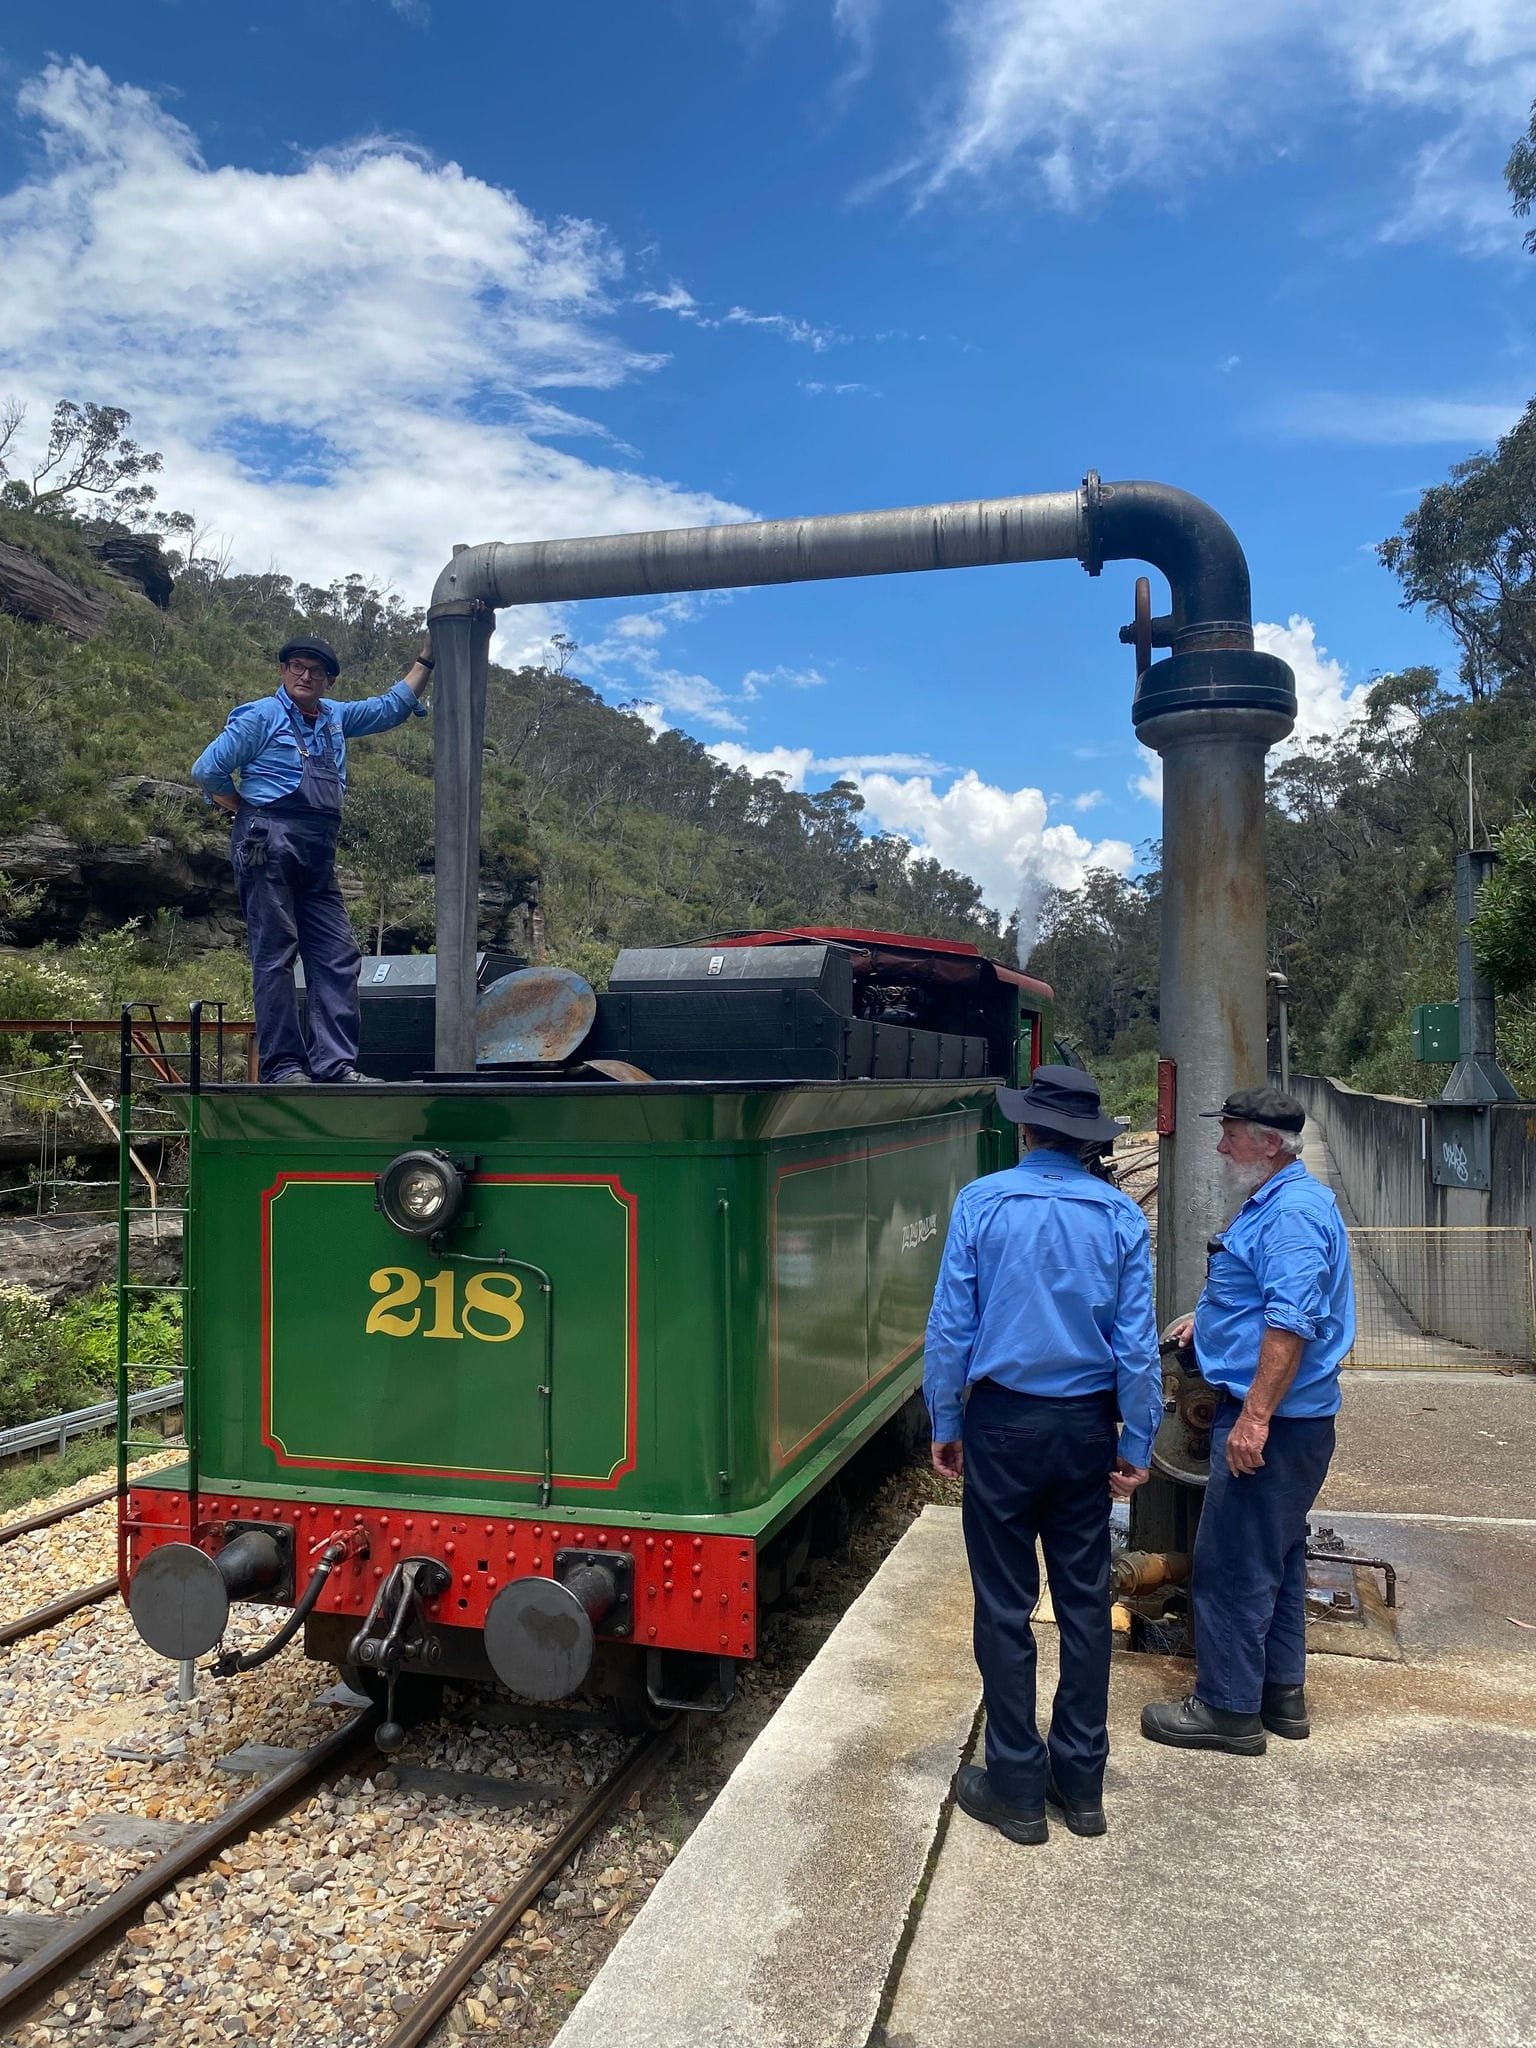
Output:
[1410, 1002, 1460, 1063]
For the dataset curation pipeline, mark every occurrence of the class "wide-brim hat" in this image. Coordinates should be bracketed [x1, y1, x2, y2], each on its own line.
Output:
[996, 1064, 1125, 1143]
[278, 635, 341, 678]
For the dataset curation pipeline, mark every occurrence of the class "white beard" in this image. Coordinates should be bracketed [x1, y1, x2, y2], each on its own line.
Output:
[1220, 1155, 1273, 1210]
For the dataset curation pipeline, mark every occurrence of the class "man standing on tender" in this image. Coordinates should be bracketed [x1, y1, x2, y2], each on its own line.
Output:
[925, 1067, 1162, 1846]
[191, 632, 433, 1084]
[1142, 1086, 1354, 1755]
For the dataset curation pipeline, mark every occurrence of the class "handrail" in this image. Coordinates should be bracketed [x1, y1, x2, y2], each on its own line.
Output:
[0, 1382, 184, 1462]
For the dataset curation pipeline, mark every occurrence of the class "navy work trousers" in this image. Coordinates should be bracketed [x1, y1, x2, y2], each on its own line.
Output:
[1193, 1397, 1337, 1714]
[232, 805, 360, 1082]
[961, 1379, 1118, 1810]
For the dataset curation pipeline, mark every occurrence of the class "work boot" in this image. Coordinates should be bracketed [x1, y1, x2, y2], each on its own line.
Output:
[1261, 1683, 1310, 1739]
[1139, 1695, 1267, 1755]
[1045, 1772, 1107, 1837]
[264, 1069, 312, 1085]
[954, 1765, 1048, 1845]
[326, 1068, 385, 1084]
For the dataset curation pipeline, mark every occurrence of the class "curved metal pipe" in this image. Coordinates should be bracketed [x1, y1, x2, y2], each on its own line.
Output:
[429, 477, 1252, 648]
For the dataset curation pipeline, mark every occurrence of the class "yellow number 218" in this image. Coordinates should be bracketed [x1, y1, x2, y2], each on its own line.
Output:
[365, 1267, 525, 1343]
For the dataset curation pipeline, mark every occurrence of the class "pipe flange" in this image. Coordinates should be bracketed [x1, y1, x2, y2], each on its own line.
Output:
[1131, 649, 1296, 734]
[1079, 470, 1104, 577]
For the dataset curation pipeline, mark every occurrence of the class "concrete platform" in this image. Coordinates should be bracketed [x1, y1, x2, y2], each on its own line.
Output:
[888, 1514, 1536, 2048]
[554, 1382, 1536, 2048]
[551, 1507, 982, 2048]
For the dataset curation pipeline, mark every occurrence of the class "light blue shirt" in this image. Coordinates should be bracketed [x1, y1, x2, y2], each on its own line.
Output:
[923, 1147, 1162, 1467]
[1193, 1160, 1354, 1417]
[190, 682, 426, 807]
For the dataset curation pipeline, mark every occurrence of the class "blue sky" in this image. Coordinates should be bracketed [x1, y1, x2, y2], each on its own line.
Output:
[1, 2, 1533, 941]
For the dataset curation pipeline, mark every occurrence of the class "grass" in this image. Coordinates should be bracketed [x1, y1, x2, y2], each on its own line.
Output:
[0, 1431, 120, 1515]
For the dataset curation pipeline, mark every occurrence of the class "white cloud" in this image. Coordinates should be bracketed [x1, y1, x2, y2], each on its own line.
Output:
[637, 284, 845, 351]
[1132, 613, 1373, 806]
[849, 0, 1536, 242]
[0, 61, 748, 611]
[1255, 615, 1373, 753]
[621, 700, 670, 737]
[1265, 391, 1524, 445]
[799, 380, 882, 397]
[1072, 789, 1105, 811]
[854, 768, 1133, 951]
[709, 743, 818, 784]
[705, 745, 951, 788]
[742, 664, 828, 692]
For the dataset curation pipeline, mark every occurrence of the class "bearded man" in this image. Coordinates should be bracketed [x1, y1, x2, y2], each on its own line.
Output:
[1141, 1087, 1354, 1756]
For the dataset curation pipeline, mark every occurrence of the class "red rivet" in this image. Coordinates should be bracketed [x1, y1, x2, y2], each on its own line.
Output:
[647, 1585, 656, 1599]
[373, 1566, 383, 1578]
[719, 1592, 728, 1606]
[487, 1576, 497, 1589]
[663, 1579, 674, 1594]
[692, 1563, 703, 1578]
[404, 1519, 414, 1532]
[534, 1524, 543, 1537]
[645, 1537, 655, 1552]
[505, 1550, 516, 1566]
[692, 1590, 703, 1603]
[461, 1572, 472, 1587]
[692, 1537, 703, 1552]
[391, 1537, 401, 1552]
[575, 1531, 586, 1544]
[379, 1516, 389, 1529]
[484, 1523, 494, 1536]
[597, 1533, 608, 1547]
[430, 1519, 440, 1532]
[620, 1534, 632, 1549]
[719, 1635, 728, 1648]
[647, 1627, 657, 1640]
[533, 1555, 542, 1570]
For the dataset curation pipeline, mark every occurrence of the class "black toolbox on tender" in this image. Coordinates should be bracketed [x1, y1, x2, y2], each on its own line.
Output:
[584, 943, 989, 1081]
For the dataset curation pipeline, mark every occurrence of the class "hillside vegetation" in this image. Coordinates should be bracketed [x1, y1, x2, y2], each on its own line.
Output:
[0, 500, 1008, 1029]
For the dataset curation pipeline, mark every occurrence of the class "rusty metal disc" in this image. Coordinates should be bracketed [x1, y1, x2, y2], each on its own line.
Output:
[474, 968, 596, 1066]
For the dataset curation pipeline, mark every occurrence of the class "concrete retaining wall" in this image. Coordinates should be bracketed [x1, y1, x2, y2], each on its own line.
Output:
[1293, 1074, 1536, 1359]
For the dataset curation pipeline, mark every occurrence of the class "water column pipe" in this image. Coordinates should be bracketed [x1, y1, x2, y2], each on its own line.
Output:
[427, 475, 1297, 1327]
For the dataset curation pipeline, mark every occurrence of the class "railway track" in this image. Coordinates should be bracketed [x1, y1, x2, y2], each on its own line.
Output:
[0, 1702, 674, 2043]
[0, 1575, 118, 1649]
[0, 1486, 117, 1548]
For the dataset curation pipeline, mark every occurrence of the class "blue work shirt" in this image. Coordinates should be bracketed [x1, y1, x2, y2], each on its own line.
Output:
[923, 1147, 1162, 1468]
[1193, 1160, 1354, 1416]
[190, 682, 426, 807]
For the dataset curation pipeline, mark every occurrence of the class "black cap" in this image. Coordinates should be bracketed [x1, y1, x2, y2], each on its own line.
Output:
[996, 1065, 1125, 1143]
[277, 635, 341, 678]
[1199, 1085, 1305, 1134]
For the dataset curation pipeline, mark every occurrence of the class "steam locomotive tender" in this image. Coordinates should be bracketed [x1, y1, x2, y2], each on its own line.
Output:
[121, 929, 1050, 1741]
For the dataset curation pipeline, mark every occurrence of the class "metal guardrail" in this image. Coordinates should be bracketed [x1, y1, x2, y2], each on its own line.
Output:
[0, 1382, 184, 1461]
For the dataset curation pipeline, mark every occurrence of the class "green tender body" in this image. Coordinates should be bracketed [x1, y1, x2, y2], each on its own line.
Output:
[156, 1080, 1010, 1542]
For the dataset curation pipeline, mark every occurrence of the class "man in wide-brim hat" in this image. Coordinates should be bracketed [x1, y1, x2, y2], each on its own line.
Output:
[924, 1066, 1162, 1844]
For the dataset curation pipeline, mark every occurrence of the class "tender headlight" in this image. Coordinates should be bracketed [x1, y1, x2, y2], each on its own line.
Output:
[376, 1150, 465, 1238]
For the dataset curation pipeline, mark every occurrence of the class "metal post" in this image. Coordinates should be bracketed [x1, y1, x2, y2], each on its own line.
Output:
[1279, 991, 1290, 1095]
[1142, 714, 1284, 1326]
[1442, 849, 1516, 1103]
[177, 1658, 195, 1702]
[431, 595, 493, 1076]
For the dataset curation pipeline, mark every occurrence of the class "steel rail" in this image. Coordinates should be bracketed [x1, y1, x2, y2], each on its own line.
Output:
[0, 1709, 376, 2033]
[0, 1576, 118, 1648]
[0, 1484, 116, 1547]
[379, 1720, 678, 2048]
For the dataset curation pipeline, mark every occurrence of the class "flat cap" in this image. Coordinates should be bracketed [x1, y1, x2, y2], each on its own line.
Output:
[1199, 1085, 1305, 1134]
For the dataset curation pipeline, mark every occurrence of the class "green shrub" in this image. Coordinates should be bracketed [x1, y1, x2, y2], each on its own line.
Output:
[0, 1283, 101, 1427]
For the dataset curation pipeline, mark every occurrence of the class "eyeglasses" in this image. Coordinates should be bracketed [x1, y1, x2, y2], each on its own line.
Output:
[283, 660, 328, 682]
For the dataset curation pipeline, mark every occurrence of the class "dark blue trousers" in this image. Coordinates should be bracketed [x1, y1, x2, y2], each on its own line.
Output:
[961, 1380, 1118, 1809]
[232, 806, 360, 1082]
[1193, 1398, 1337, 1714]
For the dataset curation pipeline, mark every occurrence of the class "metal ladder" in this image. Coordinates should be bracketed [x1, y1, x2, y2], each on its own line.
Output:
[114, 1001, 224, 1562]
